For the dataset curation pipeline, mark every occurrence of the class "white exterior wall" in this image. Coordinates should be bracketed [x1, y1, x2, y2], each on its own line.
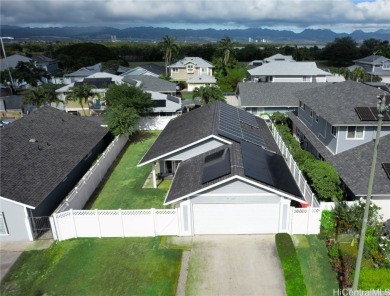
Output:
[0, 199, 32, 242]
[138, 116, 175, 130]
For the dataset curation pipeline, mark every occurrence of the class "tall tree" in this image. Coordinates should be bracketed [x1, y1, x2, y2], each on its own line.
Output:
[192, 85, 226, 105]
[22, 85, 60, 108]
[322, 37, 358, 67]
[160, 35, 179, 77]
[66, 84, 95, 115]
[13, 61, 50, 87]
[103, 84, 154, 136]
[216, 35, 236, 76]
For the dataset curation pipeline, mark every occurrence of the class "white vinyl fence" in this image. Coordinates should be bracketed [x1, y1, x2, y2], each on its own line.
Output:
[54, 135, 128, 213]
[51, 208, 179, 241]
[289, 207, 322, 234]
[270, 123, 320, 207]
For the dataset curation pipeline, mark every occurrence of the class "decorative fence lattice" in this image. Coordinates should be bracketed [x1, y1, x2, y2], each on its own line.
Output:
[51, 208, 179, 241]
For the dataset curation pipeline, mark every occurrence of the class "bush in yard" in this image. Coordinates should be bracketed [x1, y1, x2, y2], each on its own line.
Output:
[275, 233, 307, 296]
[319, 210, 336, 240]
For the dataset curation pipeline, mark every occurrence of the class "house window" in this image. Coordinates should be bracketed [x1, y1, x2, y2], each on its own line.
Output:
[186, 64, 194, 73]
[201, 67, 207, 73]
[303, 76, 310, 82]
[382, 62, 390, 70]
[310, 110, 313, 117]
[172, 68, 179, 73]
[315, 114, 319, 122]
[347, 126, 364, 139]
[0, 212, 9, 235]
[331, 126, 338, 137]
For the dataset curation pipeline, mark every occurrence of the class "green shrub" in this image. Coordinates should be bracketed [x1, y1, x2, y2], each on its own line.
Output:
[319, 210, 335, 240]
[359, 269, 390, 290]
[275, 233, 307, 296]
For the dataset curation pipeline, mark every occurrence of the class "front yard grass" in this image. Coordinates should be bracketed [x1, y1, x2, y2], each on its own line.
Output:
[294, 235, 339, 296]
[0, 237, 182, 296]
[91, 130, 168, 209]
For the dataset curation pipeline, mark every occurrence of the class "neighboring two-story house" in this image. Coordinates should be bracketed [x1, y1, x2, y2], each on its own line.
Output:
[168, 57, 215, 88]
[288, 81, 390, 217]
[248, 61, 332, 83]
[350, 55, 390, 84]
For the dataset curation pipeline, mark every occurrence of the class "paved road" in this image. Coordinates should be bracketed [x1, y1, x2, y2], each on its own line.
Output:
[185, 235, 286, 296]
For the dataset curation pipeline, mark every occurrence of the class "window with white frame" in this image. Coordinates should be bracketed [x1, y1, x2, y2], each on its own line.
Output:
[347, 126, 364, 139]
[186, 64, 194, 73]
[315, 114, 319, 122]
[331, 126, 338, 137]
[0, 212, 8, 235]
[172, 68, 179, 73]
[201, 67, 207, 73]
[382, 62, 390, 70]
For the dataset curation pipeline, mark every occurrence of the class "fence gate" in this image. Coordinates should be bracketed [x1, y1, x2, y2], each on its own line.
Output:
[29, 216, 53, 240]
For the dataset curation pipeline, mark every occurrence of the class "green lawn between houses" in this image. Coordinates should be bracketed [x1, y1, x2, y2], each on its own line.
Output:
[0, 131, 182, 296]
[293, 235, 339, 296]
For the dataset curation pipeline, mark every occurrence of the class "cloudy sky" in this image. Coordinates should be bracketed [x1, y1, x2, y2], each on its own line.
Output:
[1, 0, 389, 33]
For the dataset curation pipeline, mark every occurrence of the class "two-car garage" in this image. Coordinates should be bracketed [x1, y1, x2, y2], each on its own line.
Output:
[192, 202, 281, 235]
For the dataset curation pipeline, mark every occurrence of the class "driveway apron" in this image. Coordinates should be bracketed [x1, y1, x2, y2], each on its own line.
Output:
[186, 235, 286, 296]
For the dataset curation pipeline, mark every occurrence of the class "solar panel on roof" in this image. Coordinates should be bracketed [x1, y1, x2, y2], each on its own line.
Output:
[218, 103, 266, 148]
[240, 141, 302, 197]
[201, 148, 231, 184]
[355, 107, 390, 121]
[383, 163, 390, 180]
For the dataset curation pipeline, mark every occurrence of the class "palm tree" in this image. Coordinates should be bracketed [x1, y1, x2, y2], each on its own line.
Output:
[160, 35, 178, 77]
[66, 84, 94, 115]
[22, 86, 60, 109]
[192, 85, 226, 105]
[352, 67, 368, 82]
[217, 35, 236, 76]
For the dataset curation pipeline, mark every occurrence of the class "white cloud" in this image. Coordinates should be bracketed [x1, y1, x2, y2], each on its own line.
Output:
[0, 0, 389, 32]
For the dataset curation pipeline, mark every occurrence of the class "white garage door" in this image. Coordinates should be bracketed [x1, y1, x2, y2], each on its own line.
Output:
[192, 203, 280, 234]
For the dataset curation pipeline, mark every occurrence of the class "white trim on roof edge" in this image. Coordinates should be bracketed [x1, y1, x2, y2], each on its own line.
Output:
[163, 175, 307, 206]
[0, 196, 35, 209]
[137, 135, 232, 167]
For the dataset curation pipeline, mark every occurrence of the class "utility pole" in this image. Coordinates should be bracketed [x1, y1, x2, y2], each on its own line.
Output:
[352, 93, 390, 291]
[0, 36, 16, 93]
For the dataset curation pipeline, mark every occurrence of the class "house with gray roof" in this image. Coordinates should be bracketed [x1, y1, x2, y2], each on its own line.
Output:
[120, 63, 165, 77]
[63, 63, 102, 83]
[237, 82, 323, 115]
[351, 55, 390, 83]
[248, 61, 331, 83]
[186, 74, 217, 91]
[138, 101, 308, 235]
[0, 106, 111, 241]
[288, 81, 390, 217]
[0, 54, 32, 70]
[168, 57, 215, 84]
[122, 75, 177, 95]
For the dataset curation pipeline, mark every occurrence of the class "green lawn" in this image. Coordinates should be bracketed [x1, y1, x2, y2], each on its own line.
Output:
[0, 131, 183, 296]
[0, 238, 182, 296]
[294, 235, 339, 296]
[91, 130, 169, 209]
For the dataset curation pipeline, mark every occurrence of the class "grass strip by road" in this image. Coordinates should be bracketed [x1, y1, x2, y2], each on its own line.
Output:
[91, 130, 168, 209]
[294, 235, 339, 296]
[275, 233, 307, 296]
[0, 237, 181, 296]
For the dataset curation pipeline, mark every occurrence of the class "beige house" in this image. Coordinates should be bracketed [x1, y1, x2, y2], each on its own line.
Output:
[168, 57, 215, 84]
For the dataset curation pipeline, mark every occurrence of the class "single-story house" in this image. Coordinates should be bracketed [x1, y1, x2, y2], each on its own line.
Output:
[0, 106, 112, 241]
[237, 82, 323, 115]
[138, 101, 307, 235]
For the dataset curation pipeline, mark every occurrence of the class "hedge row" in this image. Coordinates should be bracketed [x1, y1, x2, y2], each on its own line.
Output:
[359, 269, 390, 290]
[275, 233, 307, 296]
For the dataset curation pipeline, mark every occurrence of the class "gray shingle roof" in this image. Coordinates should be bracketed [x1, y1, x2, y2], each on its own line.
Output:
[327, 134, 390, 197]
[353, 55, 389, 65]
[0, 106, 109, 207]
[168, 57, 214, 68]
[296, 81, 388, 126]
[238, 82, 323, 107]
[122, 75, 176, 93]
[187, 74, 216, 84]
[248, 62, 331, 76]
[0, 54, 32, 70]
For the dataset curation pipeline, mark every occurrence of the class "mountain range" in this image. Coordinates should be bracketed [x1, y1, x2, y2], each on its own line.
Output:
[1, 25, 390, 43]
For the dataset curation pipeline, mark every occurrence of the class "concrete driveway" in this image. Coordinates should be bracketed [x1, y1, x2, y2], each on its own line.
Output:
[185, 235, 286, 296]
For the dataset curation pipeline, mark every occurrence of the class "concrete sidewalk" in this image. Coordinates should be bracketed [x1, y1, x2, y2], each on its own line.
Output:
[0, 240, 53, 282]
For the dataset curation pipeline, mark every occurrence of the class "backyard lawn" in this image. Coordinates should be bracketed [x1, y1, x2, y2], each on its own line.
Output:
[0, 238, 181, 296]
[0, 130, 183, 296]
[91, 130, 169, 209]
[293, 235, 339, 296]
